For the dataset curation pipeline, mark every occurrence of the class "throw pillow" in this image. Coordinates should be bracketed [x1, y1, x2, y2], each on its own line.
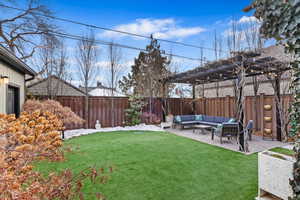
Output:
[195, 115, 203, 121]
[175, 116, 181, 122]
[228, 118, 236, 123]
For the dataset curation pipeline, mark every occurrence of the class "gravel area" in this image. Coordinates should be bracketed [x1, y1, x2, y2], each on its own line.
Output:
[64, 124, 165, 139]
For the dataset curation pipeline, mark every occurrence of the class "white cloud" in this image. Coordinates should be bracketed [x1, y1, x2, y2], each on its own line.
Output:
[95, 60, 133, 69]
[223, 16, 261, 41]
[99, 18, 205, 40]
[227, 16, 260, 27]
[237, 16, 260, 24]
[153, 27, 204, 39]
[223, 24, 260, 41]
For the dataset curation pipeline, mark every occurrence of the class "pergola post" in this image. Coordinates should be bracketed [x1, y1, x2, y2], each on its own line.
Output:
[236, 75, 245, 152]
[274, 76, 282, 141]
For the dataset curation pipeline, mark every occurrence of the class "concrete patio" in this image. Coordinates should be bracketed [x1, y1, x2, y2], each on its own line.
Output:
[168, 127, 287, 155]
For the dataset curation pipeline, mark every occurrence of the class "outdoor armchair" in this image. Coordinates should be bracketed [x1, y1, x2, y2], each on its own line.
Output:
[213, 123, 239, 144]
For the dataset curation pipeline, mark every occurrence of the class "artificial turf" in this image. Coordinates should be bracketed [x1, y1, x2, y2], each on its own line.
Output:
[269, 147, 294, 157]
[35, 131, 258, 200]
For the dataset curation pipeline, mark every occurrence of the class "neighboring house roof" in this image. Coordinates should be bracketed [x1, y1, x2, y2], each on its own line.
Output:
[27, 75, 86, 96]
[89, 87, 125, 97]
[79, 82, 125, 97]
[0, 44, 36, 76]
[79, 81, 114, 93]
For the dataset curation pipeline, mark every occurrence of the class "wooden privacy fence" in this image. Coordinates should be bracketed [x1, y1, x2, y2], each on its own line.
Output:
[33, 94, 293, 137]
[193, 94, 293, 137]
[51, 96, 129, 129]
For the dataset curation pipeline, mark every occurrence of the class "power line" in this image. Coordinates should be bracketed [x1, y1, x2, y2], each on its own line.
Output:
[49, 30, 204, 61]
[2, 23, 204, 61]
[0, 4, 222, 52]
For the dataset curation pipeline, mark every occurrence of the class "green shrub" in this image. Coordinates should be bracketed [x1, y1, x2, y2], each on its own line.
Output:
[125, 95, 145, 126]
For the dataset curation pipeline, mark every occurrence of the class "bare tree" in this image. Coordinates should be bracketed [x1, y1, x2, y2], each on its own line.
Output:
[166, 49, 182, 98]
[243, 20, 264, 131]
[107, 42, 124, 96]
[266, 71, 291, 141]
[226, 19, 250, 152]
[106, 42, 125, 127]
[279, 72, 292, 141]
[227, 19, 244, 100]
[212, 30, 223, 97]
[226, 19, 243, 56]
[243, 20, 263, 51]
[76, 32, 99, 128]
[0, 0, 56, 60]
[198, 46, 206, 97]
[36, 36, 69, 98]
[233, 53, 250, 152]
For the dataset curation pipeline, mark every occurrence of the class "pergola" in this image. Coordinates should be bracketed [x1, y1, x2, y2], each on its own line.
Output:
[164, 46, 291, 151]
[166, 52, 289, 85]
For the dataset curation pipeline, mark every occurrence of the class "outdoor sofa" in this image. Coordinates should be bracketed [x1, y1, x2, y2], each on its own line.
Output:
[173, 114, 239, 143]
[173, 114, 236, 129]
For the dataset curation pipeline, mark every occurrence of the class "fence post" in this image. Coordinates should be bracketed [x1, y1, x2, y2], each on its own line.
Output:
[180, 99, 183, 115]
[260, 93, 265, 135]
[272, 95, 277, 141]
[111, 97, 114, 127]
[225, 95, 230, 117]
[83, 96, 90, 128]
[203, 97, 206, 115]
[192, 84, 196, 114]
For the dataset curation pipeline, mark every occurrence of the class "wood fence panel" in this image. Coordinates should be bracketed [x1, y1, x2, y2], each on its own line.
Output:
[87, 97, 129, 128]
[260, 95, 276, 137]
[166, 98, 178, 115]
[182, 99, 193, 115]
[55, 96, 85, 129]
[31, 95, 293, 137]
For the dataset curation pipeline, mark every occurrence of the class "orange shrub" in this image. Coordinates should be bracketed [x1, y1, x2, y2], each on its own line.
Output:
[23, 99, 85, 128]
[0, 111, 107, 200]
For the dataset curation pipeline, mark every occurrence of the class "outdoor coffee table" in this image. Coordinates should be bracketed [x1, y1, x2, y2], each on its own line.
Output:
[193, 124, 212, 134]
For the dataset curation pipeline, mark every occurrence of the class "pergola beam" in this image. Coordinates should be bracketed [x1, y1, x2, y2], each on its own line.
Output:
[166, 56, 289, 85]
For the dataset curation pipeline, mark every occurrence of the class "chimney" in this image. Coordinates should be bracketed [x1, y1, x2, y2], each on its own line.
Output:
[97, 81, 102, 87]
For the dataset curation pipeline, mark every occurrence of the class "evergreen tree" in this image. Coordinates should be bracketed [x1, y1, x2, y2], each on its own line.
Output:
[119, 36, 171, 97]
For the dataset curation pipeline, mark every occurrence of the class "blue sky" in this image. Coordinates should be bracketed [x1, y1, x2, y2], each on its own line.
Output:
[12, 0, 260, 86]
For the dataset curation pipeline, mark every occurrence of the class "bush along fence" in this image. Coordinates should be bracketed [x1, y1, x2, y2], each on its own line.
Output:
[30, 94, 293, 140]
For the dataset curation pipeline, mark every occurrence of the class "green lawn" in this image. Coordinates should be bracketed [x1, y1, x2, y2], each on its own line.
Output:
[35, 131, 258, 200]
[270, 147, 294, 156]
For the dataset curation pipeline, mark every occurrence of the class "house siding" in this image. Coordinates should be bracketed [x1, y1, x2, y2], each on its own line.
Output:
[0, 60, 25, 114]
